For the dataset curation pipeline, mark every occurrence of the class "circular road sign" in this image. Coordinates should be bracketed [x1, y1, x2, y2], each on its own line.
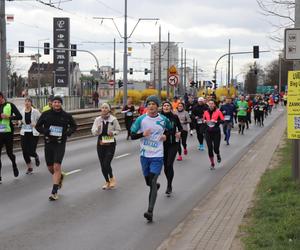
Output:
[168, 75, 179, 86]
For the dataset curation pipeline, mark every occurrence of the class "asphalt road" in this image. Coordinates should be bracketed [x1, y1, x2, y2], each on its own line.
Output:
[0, 108, 284, 250]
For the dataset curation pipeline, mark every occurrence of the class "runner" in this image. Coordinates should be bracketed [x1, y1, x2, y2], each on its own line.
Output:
[160, 101, 182, 196]
[192, 97, 208, 150]
[0, 92, 22, 183]
[42, 95, 53, 112]
[36, 96, 77, 201]
[257, 97, 267, 127]
[131, 95, 172, 222]
[20, 98, 41, 174]
[203, 100, 224, 169]
[185, 95, 196, 136]
[122, 98, 135, 140]
[220, 97, 236, 145]
[91, 103, 121, 190]
[175, 102, 191, 159]
[236, 95, 248, 135]
[246, 96, 253, 129]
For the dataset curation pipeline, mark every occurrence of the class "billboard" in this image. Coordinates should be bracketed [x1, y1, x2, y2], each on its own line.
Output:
[53, 17, 70, 88]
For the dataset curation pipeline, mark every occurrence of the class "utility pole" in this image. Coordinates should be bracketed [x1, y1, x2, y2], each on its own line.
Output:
[166, 33, 170, 98]
[0, 0, 7, 95]
[158, 25, 162, 98]
[292, 0, 300, 180]
[184, 49, 187, 93]
[228, 39, 231, 88]
[123, 0, 128, 106]
[180, 47, 183, 95]
[231, 56, 233, 85]
[192, 58, 195, 81]
[113, 38, 116, 98]
[196, 60, 198, 83]
[278, 54, 282, 93]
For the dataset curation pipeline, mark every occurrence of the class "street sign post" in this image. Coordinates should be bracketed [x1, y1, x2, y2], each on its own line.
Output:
[285, 28, 300, 60]
[168, 74, 179, 86]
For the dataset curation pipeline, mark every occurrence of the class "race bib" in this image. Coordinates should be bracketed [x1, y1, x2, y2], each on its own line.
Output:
[189, 111, 192, 115]
[225, 115, 231, 121]
[22, 124, 33, 132]
[0, 124, 6, 132]
[240, 107, 246, 110]
[142, 139, 159, 152]
[207, 121, 215, 128]
[259, 107, 264, 111]
[197, 119, 203, 124]
[49, 126, 63, 137]
[101, 136, 115, 144]
[127, 112, 133, 116]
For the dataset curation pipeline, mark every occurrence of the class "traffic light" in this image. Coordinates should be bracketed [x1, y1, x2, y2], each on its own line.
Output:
[144, 68, 148, 75]
[190, 81, 195, 87]
[111, 68, 115, 74]
[44, 42, 50, 55]
[129, 68, 133, 75]
[253, 45, 259, 59]
[71, 44, 77, 57]
[18, 41, 24, 53]
[118, 80, 123, 88]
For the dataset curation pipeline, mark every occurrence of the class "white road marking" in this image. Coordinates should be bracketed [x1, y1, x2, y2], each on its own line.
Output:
[65, 169, 82, 176]
[115, 153, 130, 159]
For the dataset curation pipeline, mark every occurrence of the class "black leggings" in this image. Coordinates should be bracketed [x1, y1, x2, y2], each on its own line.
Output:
[21, 133, 39, 164]
[97, 143, 116, 182]
[0, 133, 17, 176]
[178, 130, 188, 155]
[164, 143, 178, 188]
[144, 173, 159, 213]
[205, 131, 221, 158]
[258, 111, 264, 126]
[125, 118, 133, 138]
[196, 124, 206, 145]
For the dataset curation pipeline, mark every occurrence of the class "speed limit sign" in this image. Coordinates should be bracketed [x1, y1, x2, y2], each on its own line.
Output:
[168, 75, 179, 86]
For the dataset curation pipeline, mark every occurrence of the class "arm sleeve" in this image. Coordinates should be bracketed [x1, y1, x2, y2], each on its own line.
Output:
[176, 116, 183, 132]
[66, 114, 77, 136]
[186, 112, 191, 123]
[112, 119, 121, 136]
[10, 103, 22, 121]
[130, 115, 144, 140]
[35, 112, 48, 135]
[91, 117, 100, 136]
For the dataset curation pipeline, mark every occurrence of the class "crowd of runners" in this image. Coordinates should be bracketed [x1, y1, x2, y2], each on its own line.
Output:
[0, 91, 283, 222]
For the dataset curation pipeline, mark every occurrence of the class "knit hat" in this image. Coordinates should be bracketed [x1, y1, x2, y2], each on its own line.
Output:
[146, 95, 161, 107]
[52, 96, 63, 104]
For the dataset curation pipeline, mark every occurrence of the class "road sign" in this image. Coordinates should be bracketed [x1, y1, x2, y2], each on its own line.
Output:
[168, 75, 179, 86]
[169, 65, 177, 75]
[285, 28, 300, 60]
[109, 80, 115, 86]
[287, 71, 300, 139]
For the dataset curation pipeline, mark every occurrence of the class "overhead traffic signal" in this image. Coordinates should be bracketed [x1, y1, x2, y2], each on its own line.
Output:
[18, 41, 24, 53]
[118, 80, 123, 88]
[129, 68, 133, 75]
[253, 45, 259, 59]
[144, 68, 148, 75]
[44, 42, 50, 55]
[71, 44, 77, 57]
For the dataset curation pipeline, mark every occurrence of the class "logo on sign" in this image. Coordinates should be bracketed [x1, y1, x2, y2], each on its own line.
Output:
[57, 42, 65, 48]
[57, 79, 64, 84]
[57, 20, 65, 29]
[57, 34, 64, 39]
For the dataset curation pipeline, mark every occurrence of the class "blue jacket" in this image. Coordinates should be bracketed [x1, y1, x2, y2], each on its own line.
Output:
[220, 103, 236, 122]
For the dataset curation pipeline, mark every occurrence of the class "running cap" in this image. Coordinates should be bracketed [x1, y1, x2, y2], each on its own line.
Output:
[146, 95, 161, 107]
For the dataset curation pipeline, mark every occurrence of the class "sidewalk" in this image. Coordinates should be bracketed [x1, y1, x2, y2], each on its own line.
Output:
[157, 113, 286, 250]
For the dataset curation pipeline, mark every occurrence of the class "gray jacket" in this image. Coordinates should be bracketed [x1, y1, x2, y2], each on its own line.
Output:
[175, 110, 191, 131]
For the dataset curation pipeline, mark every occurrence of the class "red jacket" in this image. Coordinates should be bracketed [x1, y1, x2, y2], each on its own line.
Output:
[203, 109, 224, 132]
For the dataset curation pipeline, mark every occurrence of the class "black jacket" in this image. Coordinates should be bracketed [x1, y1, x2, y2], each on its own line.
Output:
[36, 108, 77, 143]
[192, 104, 208, 123]
[161, 111, 182, 145]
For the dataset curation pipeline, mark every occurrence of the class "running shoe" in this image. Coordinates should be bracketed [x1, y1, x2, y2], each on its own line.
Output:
[210, 164, 215, 170]
[13, 165, 19, 178]
[157, 183, 160, 190]
[199, 144, 205, 151]
[109, 177, 116, 188]
[26, 168, 33, 175]
[165, 186, 172, 196]
[102, 182, 111, 190]
[184, 149, 188, 155]
[217, 154, 222, 163]
[35, 156, 40, 167]
[0, 176, 2, 184]
[144, 211, 153, 222]
[190, 130, 193, 136]
[58, 172, 66, 189]
[177, 155, 183, 161]
[49, 193, 59, 201]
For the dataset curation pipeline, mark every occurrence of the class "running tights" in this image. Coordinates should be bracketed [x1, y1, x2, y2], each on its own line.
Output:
[97, 143, 116, 182]
[164, 143, 178, 188]
[205, 131, 221, 158]
[178, 130, 188, 155]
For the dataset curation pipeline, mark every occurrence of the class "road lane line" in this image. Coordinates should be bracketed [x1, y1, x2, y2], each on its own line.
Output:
[115, 153, 130, 159]
[65, 169, 82, 176]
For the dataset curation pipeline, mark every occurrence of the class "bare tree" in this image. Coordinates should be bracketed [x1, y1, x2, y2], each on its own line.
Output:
[256, 0, 295, 42]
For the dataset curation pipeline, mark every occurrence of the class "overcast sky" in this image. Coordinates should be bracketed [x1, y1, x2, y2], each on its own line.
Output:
[6, 0, 287, 83]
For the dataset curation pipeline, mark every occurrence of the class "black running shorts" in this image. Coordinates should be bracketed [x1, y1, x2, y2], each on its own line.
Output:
[44, 142, 66, 166]
[237, 116, 247, 123]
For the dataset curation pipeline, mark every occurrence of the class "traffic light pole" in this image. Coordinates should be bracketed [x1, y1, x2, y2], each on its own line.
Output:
[213, 50, 270, 89]
[0, 0, 8, 95]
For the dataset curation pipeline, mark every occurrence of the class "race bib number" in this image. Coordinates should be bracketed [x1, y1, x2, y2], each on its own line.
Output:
[240, 107, 246, 110]
[0, 124, 6, 132]
[22, 124, 33, 132]
[101, 136, 115, 144]
[49, 126, 63, 137]
[142, 139, 159, 152]
[207, 121, 215, 128]
[197, 119, 203, 124]
[259, 107, 264, 111]
[189, 111, 192, 115]
[225, 115, 231, 121]
[127, 112, 133, 116]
